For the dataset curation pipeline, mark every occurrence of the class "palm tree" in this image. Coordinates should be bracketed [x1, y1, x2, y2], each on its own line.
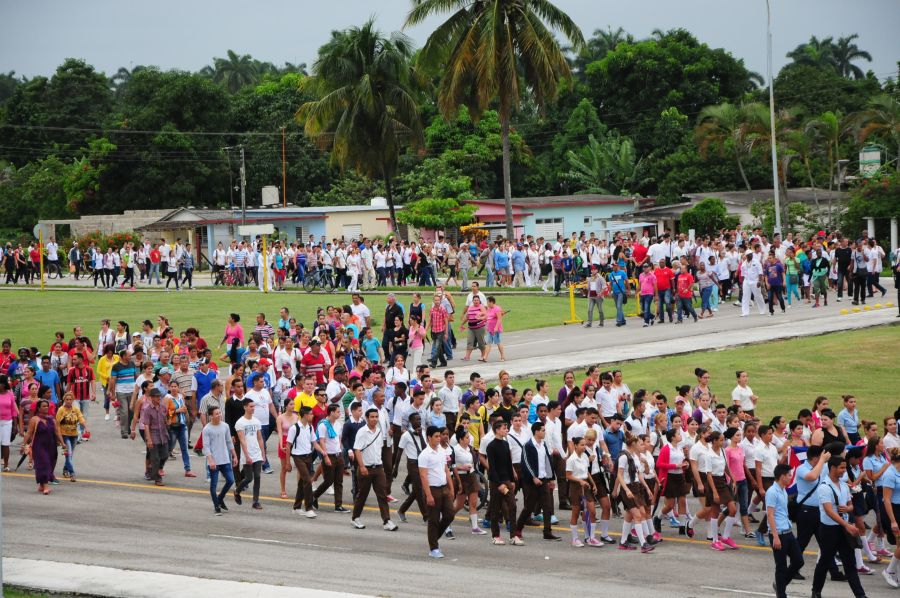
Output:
[297, 19, 422, 236]
[694, 102, 758, 191]
[565, 134, 644, 195]
[745, 104, 798, 221]
[786, 36, 837, 71]
[213, 50, 259, 93]
[406, 0, 584, 241]
[832, 34, 872, 80]
[855, 93, 900, 171]
[568, 26, 633, 74]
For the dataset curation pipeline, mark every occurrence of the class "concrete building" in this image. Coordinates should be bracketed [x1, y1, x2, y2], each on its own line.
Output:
[38, 209, 171, 238]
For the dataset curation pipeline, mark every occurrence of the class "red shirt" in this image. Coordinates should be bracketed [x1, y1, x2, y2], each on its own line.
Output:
[676, 273, 695, 299]
[30, 248, 41, 263]
[312, 403, 328, 427]
[150, 249, 161, 264]
[654, 267, 674, 290]
[300, 351, 326, 385]
[66, 366, 95, 401]
[631, 244, 648, 264]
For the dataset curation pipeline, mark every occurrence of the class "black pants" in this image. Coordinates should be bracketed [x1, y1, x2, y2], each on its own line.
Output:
[836, 268, 852, 298]
[93, 268, 105, 287]
[181, 268, 193, 288]
[488, 481, 517, 538]
[72, 262, 81, 280]
[770, 531, 804, 598]
[811, 524, 866, 597]
[867, 272, 886, 296]
[122, 268, 134, 287]
[147, 442, 169, 482]
[515, 481, 554, 536]
[165, 271, 179, 289]
[237, 460, 262, 503]
[767, 285, 785, 313]
[853, 274, 868, 303]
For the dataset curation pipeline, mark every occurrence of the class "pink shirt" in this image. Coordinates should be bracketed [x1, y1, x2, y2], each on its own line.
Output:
[408, 324, 426, 350]
[223, 323, 245, 347]
[639, 272, 656, 296]
[486, 306, 503, 334]
[0, 390, 16, 421]
[725, 446, 746, 481]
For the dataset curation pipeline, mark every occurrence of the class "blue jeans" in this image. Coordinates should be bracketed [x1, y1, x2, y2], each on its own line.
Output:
[62, 435, 77, 475]
[209, 462, 235, 508]
[148, 262, 161, 284]
[261, 424, 271, 470]
[676, 297, 697, 322]
[640, 294, 654, 325]
[656, 289, 673, 322]
[700, 286, 713, 311]
[430, 330, 447, 365]
[614, 292, 626, 325]
[168, 424, 191, 471]
[485, 268, 495, 287]
[77, 400, 90, 437]
[786, 277, 801, 304]
[710, 283, 719, 310]
[735, 479, 749, 516]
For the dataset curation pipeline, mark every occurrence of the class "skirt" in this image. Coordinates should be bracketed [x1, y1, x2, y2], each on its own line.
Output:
[645, 477, 659, 499]
[569, 479, 596, 505]
[664, 472, 687, 499]
[619, 481, 646, 510]
[458, 472, 481, 495]
[591, 471, 609, 499]
[704, 475, 734, 507]
[278, 433, 288, 460]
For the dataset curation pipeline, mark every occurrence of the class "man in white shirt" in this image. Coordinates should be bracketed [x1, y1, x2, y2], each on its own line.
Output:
[286, 405, 321, 517]
[464, 281, 488, 307]
[234, 398, 265, 509]
[419, 424, 455, 558]
[544, 401, 568, 509]
[438, 370, 462, 431]
[397, 412, 427, 522]
[350, 294, 372, 327]
[244, 375, 277, 473]
[508, 413, 533, 483]
[313, 404, 347, 511]
[741, 253, 766, 316]
[351, 408, 398, 530]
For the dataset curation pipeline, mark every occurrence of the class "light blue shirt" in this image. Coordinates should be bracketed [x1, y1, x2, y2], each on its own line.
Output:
[795, 461, 821, 507]
[817, 477, 850, 525]
[864, 454, 887, 487]
[837, 408, 859, 434]
[764, 483, 791, 533]
[882, 466, 900, 504]
[511, 250, 526, 272]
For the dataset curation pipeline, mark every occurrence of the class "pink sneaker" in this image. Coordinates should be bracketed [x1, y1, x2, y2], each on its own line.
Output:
[878, 549, 894, 557]
[720, 537, 738, 550]
[471, 527, 487, 535]
[652, 532, 663, 542]
[572, 539, 584, 547]
[857, 565, 873, 575]
[710, 540, 726, 551]
[585, 538, 602, 547]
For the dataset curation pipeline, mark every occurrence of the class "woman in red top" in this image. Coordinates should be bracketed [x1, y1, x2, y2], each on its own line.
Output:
[675, 265, 698, 323]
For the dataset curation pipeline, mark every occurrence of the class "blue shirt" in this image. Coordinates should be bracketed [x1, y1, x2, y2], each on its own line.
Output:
[494, 250, 509, 270]
[864, 454, 888, 487]
[882, 466, 900, 504]
[795, 461, 821, 507]
[34, 369, 61, 403]
[361, 337, 381, 363]
[194, 370, 217, 402]
[837, 408, 859, 434]
[603, 429, 625, 460]
[765, 483, 791, 533]
[511, 250, 526, 272]
[608, 270, 628, 295]
[817, 477, 850, 525]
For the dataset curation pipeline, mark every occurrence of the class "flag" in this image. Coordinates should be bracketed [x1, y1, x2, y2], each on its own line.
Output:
[786, 445, 808, 495]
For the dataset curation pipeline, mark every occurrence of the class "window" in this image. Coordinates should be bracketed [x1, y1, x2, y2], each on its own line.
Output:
[584, 216, 591, 225]
[294, 226, 306, 242]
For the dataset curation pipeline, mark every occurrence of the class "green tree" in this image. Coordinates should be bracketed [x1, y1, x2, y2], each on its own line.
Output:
[406, 0, 585, 241]
[397, 197, 476, 230]
[843, 171, 900, 239]
[0, 70, 23, 107]
[394, 157, 477, 204]
[213, 50, 260, 93]
[855, 94, 900, 171]
[694, 102, 759, 191]
[307, 171, 385, 207]
[298, 20, 422, 233]
[568, 27, 633, 77]
[771, 63, 880, 117]
[679, 197, 739, 237]
[564, 133, 644, 195]
[786, 36, 837, 71]
[832, 35, 873, 80]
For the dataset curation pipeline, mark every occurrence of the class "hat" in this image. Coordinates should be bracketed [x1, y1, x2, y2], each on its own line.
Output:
[310, 338, 321, 345]
[258, 358, 272, 367]
[334, 365, 347, 374]
[158, 366, 173, 376]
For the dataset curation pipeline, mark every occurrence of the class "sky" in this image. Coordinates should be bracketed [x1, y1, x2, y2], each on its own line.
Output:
[1, 0, 898, 82]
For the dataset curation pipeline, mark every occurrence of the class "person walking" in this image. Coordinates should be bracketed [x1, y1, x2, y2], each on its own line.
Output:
[313, 404, 348, 512]
[766, 463, 804, 598]
[23, 399, 65, 494]
[351, 408, 398, 531]
[201, 406, 238, 515]
[419, 425, 456, 558]
[234, 397, 265, 510]
[486, 420, 521, 545]
[55, 392, 88, 482]
[740, 252, 766, 317]
[584, 266, 607, 328]
[515, 421, 559, 541]
[609, 262, 628, 327]
[286, 405, 320, 518]
[141, 388, 170, 487]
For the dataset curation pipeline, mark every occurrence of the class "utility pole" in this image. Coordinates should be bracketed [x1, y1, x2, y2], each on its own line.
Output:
[239, 146, 247, 227]
[282, 127, 287, 207]
[766, 0, 782, 236]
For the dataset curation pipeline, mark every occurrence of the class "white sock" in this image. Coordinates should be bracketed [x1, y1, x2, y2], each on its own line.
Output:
[600, 519, 610, 536]
[470, 514, 478, 529]
[862, 538, 876, 560]
[635, 521, 647, 545]
[620, 521, 632, 544]
[571, 524, 578, 541]
[888, 556, 899, 575]
[588, 525, 596, 540]
[722, 516, 735, 539]
[854, 548, 863, 568]
[708, 518, 718, 542]
[689, 513, 700, 528]
[879, 537, 887, 551]
[866, 530, 875, 543]
[643, 520, 652, 536]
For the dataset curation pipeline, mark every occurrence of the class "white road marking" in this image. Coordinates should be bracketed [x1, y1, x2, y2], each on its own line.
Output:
[699, 587, 783, 597]
[504, 337, 561, 348]
[209, 534, 350, 551]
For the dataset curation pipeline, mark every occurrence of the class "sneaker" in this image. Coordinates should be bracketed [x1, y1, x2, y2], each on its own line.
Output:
[252, 502, 262, 510]
[543, 533, 562, 541]
[686, 521, 694, 538]
[550, 515, 559, 524]
[857, 565, 873, 575]
[398, 511, 408, 523]
[263, 466, 274, 474]
[652, 532, 663, 542]
[710, 540, 726, 551]
[491, 537, 506, 545]
[383, 520, 398, 531]
[640, 543, 655, 553]
[600, 536, 616, 544]
[755, 530, 766, 546]
[721, 537, 738, 550]
[668, 514, 680, 528]
[305, 510, 317, 519]
[445, 529, 455, 540]
[214, 506, 222, 516]
[744, 531, 756, 539]
[877, 549, 893, 557]
[218, 501, 228, 512]
[472, 527, 488, 535]
[617, 543, 636, 551]
[351, 518, 366, 529]
[867, 555, 881, 564]
[387, 495, 398, 503]
[510, 536, 525, 546]
[585, 538, 603, 547]
[883, 569, 899, 588]
[334, 506, 350, 513]
[233, 490, 242, 505]
[428, 549, 445, 559]
[572, 539, 585, 547]
[104, 414, 110, 421]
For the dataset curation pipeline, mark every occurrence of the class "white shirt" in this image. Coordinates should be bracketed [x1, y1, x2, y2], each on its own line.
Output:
[690, 442, 710, 473]
[286, 421, 315, 456]
[598, 387, 618, 418]
[235, 416, 263, 464]
[465, 291, 488, 307]
[884, 433, 900, 451]
[739, 437, 761, 469]
[566, 452, 590, 480]
[706, 448, 727, 476]
[438, 384, 462, 413]
[316, 419, 342, 454]
[742, 260, 763, 284]
[755, 442, 779, 477]
[453, 443, 475, 472]
[398, 429, 426, 460]
[507, 426, 532, 464]
[626, 413, 646, 435]
[618, 451, 643, 484]
[353, 424, 384, 466]
[732, 384, 755, 411]
[545, 417, 563, 455]
[418, 445, 448, 486]
[244, 388, 272, 424]
[350, 303, 371, 322]
[641, 450, 656, 479]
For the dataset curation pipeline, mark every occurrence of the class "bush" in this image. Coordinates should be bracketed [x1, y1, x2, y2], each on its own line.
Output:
[75, 230, 140, 252]
[679, 198, 740, 237]
[843, 171, 900, 240]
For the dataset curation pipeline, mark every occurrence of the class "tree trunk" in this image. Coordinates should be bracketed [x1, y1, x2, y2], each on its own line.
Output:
[736, 153, 752, 191]
[501, 116, 514, 241]
[383, 168, 401, 242]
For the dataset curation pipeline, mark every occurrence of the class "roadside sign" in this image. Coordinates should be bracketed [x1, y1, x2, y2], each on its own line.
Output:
[237, 224, 275, 236]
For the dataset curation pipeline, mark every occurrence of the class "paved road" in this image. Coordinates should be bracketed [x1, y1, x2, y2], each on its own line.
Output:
[2, 406, 896, 598]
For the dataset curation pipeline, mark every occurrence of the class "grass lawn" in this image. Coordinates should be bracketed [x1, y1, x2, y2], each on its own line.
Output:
[511, 326, 899, 427]
[0, 289, 611, 350]
[3, 590, 59, 598]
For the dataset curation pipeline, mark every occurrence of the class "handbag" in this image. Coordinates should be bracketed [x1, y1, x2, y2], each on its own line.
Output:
[788, 273, 799, 285]
[68, 263, 76, 273]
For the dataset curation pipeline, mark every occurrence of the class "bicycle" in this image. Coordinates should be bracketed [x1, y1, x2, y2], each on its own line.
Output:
[46, 262, 62, 279]
[211, 267, 239, 287]
[303, 267, 336, 293]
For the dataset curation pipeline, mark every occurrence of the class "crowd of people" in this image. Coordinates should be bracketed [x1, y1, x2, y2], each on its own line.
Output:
[0, 290, 898, 596]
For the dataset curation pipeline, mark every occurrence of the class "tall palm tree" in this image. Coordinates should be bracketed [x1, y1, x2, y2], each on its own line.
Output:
[297, 19, 422, 235]
[406, 0, 585, 241]
[565, 133, 644, 195]
[832, 34, 872, 80]
[568, 26, 633, 74]
[213, 50, 259, 93]
[786, 36, 837, 71]
[745, 104, 797, 221]
[855, 93, 900, 170]
[694, 102, 759, 191]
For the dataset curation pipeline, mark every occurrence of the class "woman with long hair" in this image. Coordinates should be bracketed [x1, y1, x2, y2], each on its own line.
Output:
[810, 408, 851, 447]
[23, 398, 65, 494]
[55, 391, 89, 482]
[657, 426, 689, 534]
[566, 436, 601, 547]
[616, 434, 656, 553]
[452, 427, 486, 536]
[275, 400, 298, 499]
[705, 430, 739, 550]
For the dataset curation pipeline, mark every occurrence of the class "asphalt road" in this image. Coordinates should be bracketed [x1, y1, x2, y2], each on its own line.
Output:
[2, 407, 897, 598]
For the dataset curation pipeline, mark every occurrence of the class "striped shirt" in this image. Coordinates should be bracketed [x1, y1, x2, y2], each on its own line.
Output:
[66, 366, 94, 402]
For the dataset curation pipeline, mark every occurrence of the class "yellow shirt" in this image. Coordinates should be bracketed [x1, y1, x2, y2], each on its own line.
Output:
[56, 405, 86, 437]
[293, 392, 317, 414]
[96, 355, 119, 386]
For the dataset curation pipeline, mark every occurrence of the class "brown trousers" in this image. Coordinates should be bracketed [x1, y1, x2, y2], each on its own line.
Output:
[292, 454, 314, 511]
[488, 481, 517, 538]
[516, 481, 554, 536]
[553, 454, 569, 507]
[381, 445, 394, 494]
[427, 485, 456, 550]
[314, 453, 344, 508]
[398, 460, 427, 519]
[352, 464, 390, 522]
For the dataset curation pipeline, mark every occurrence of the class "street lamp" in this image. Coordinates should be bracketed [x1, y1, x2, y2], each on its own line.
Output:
[765, 0, 782, 236]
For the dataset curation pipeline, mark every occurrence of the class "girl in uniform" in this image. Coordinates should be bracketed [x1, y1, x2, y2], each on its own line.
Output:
[686, 425, 711, 539]
[616, 435, 655, 553]
[705, 430, 739, 550]
[452, 428, 486, 535]
[565, 437, 600, 547]
[658, 427, 689, 534]
[640, 434, 661, 541]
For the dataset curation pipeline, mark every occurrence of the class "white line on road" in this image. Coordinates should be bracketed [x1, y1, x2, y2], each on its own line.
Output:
[504, 337, 561, 348]
[209, 533, 351, 551]
[699, 587, 785, 597]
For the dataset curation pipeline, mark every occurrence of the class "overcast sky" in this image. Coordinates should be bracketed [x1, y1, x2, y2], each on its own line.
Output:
[2, 0, 898, 81]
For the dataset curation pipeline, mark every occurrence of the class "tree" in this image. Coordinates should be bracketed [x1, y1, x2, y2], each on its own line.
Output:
[772, 63, 881, 117]
[298, 20, 422, 234]
[406, 0, 585, 241]
[213, 50, 259, 93]
[832, 35, 873, 80]
[786, 36, 837, 71]
[564, 133, 644, 195]
[307, 171, 385, 207]
[843, 171, 900, 239]
[397, 197, 476, 230]
[0, 70, 23, 107]
[855, 94, 900, 171]
[568, 27, 633, 76]
[679, 198, 739, 237]
[694, 102, 758, 191]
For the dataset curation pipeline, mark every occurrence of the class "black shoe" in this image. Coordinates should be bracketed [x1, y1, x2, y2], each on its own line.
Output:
[830, 572, 846, 582]
[810, 592, 822, 598]
[334, 506, 350, 513]
[233, 490, 242, 505]
[214, 506, 222, 516]
[653, 516, 662, 532]
[791, 572, 805, 581]
[218, 500, 228, 512]
[543, 533, 562, 541]
[558, 502, 571, 511]
[438, 362, 448, 367]
[401, 481, 411, 496]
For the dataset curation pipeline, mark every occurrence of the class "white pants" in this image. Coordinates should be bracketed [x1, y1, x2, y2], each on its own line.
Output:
[741, 280, 765, 315]
[348, 271, 359, 292]
[542, 269, 555, 292]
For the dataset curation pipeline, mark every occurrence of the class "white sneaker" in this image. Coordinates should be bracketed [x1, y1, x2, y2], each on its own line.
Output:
[883, 569, 899, 588]
[383, 520, 398, 531]
[104, 414, 110, 421]
[351, 518, 366, 529]
[305, 510, 317, 519]
[326, 486, 335, 495]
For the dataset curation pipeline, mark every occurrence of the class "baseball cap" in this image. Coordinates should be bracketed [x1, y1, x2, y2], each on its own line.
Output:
[259, 358, 272, 367]
[158, 366, 173, 376]
[310, 339, 321, 345]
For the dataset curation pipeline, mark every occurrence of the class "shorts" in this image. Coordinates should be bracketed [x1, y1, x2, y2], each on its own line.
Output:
[569, 479, 595, 506]
[619, 482, 646, 510]
[591, 472, 609, 499]
[458, 472, 481, 495]
[487, 331, 502, 344]
[663, 473, 687, 499]
[705, 475, 734, 507]
[0, 419, 13, 446]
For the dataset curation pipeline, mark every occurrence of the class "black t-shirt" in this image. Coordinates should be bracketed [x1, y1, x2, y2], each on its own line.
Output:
[486, 438, 514, 483]
[384, 303, 404, 328]
[834, 247, 852, 269]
